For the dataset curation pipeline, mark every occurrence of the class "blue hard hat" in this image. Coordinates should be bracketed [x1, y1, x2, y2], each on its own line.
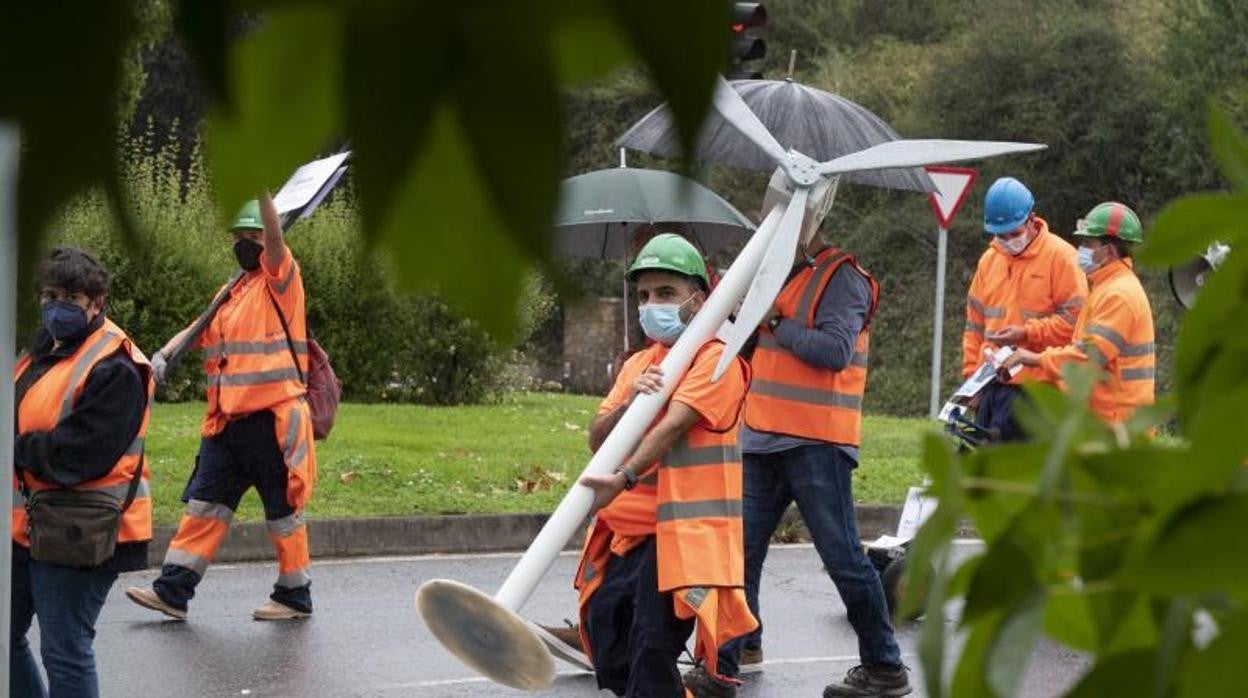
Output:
[983, 177, 1035, 235]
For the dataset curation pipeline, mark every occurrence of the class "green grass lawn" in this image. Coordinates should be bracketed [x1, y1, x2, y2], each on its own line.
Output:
[145, 394, 932, 525]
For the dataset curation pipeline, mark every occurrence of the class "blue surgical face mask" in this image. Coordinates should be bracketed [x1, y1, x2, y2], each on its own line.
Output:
[1077, 245, 1099, 274]
[41, 300, 90, 343]
[638, 296, 694, 345]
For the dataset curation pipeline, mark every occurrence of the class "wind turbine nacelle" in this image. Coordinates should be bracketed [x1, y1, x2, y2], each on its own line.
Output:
[1169, 242, 1231, 309]
[761, 166, 840, 246]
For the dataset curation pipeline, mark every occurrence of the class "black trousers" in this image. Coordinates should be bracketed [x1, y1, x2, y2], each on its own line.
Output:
[585, 537, 695, 697]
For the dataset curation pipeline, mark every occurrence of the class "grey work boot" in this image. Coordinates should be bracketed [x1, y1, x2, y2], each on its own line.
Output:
[823, 664, 912, 697]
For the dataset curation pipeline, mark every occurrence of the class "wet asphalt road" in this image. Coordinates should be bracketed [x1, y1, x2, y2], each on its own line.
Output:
[67, 543, 1085, 697]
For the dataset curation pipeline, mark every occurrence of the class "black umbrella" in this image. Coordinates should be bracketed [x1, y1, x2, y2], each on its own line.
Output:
[616, 78, 935, 193]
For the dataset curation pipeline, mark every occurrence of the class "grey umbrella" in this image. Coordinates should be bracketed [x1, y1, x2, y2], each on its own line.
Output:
[553, 165, 755, 258]
[616, 78, 935, 193]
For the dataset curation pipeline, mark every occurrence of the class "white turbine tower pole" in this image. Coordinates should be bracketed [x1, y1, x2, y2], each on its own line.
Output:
[0, 122, 21, 695]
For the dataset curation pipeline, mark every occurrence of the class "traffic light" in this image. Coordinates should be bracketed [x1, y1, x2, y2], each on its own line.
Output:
[727, 2, 767, 80]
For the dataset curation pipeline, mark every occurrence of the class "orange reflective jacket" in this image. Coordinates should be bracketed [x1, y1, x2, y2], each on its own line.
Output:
[13, 319, 154, 548]
[962, 219, 1088, 383]
[200, 247, 308, 436]
[577, 340, 757, 681]
[1036, 259, 1155, 424]
[744, 247, 879, 446]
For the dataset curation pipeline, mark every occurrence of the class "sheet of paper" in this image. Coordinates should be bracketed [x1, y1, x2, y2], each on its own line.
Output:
[895, 486, 937, 541]
[273, 151, 350, 215]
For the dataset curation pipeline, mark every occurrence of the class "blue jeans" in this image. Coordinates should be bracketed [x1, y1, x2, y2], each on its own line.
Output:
[11, 550, 118, 698]
[719, 444, 902, 675]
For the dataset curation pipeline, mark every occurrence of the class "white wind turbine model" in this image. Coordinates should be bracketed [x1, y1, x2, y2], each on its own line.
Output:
[415, 77, 1045, 691]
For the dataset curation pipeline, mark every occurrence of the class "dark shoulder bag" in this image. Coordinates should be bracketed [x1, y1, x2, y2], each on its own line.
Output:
[14, 358, 144, 568]
[22, 456, 144, 568]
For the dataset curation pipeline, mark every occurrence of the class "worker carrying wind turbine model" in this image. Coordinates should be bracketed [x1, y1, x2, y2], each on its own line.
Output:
[573, 233, 757, 697]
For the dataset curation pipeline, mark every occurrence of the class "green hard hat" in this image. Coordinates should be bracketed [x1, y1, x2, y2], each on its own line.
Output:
[627, 233, 709, 288]
[1074, 202, 1143, 244]
[230, 199, 263, 231]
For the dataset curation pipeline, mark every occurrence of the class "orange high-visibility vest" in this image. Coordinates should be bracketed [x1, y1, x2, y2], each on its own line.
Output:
[744, 247, 879, 446]
[576, 340, 757, 681]
[1036, 259, 1155, 423]
[201, 261, 308, 431]
[962, 219, 1088, 383]
[13, 319, 154, 548]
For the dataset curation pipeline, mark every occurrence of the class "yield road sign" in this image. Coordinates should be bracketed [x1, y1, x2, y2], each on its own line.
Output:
[926, 166, 978, 229]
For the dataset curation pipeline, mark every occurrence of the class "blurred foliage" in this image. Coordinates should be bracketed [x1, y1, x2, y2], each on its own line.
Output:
[906, 106, 1248, 697]
[2, 0, 733, 339]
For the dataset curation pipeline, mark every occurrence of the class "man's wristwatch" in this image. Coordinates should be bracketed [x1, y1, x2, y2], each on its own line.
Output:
[614, 467, 638, 490]
[767, 315, 783, 332]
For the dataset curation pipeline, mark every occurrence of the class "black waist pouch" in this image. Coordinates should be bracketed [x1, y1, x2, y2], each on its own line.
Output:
[26, 490, 124, 568]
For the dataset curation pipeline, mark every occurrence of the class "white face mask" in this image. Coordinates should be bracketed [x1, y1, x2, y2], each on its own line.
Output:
[1077, 245, 1099, 273]
[1000, 231, 1031, 256]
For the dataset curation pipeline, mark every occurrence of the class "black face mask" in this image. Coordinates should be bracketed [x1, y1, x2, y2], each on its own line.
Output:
[233, 238, 263, 271]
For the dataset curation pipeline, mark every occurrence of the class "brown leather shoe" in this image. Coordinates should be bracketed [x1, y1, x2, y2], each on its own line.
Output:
[252, 600, 311, 621]
[739, 646, 764, 673]
[532, 623, 592, 672]
[125, 587, 187, 621]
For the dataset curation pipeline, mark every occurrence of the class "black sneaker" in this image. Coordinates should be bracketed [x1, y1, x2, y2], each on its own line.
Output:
[682, 665, 738, 698]
[823, 664, 912, 697]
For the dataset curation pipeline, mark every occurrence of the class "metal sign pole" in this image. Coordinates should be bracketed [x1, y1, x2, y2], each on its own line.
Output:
[930, 225, 948, 419]
[0, 122, 21, 696]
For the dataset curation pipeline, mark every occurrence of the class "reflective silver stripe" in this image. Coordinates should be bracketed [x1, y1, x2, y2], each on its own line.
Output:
[1121, 367, 1155, 381]
[94, 479, 151, 500]
[272, 261, 299, 295]
[267, 512, 306, 537]
[968, 297, 1005, 318]
[13, 490, 25, 507]
[1079, 341, 1109, 367]
[664, 444, 741, 468]
[758, 331, 867, 368]
[164, 548, 209, 575]
[277, 568, 311, 588]
[186, 499, 235, 522]
[283, 407, 308, 470]
[1120, 342, 1155, 358]
[657, 499, 743, 522]
[1056, 298, 1083, 323]
[583, 566, 597, 583]
[751, 379, 863, 410]
[1020, 309, 1044, 320]
[965, 320, 985, 335]
[59, 331, 120, 420]
[683, 587, 709, 610]
[125, 437, 144, 457]
[794, 254, 845, 321]
[217, 368, 302, 386]
[1086, 324, 1152, 357]
[204, 340, 308, 359]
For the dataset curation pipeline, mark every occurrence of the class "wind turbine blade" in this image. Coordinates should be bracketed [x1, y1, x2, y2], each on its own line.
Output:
[713, 187, 810, 380]
[711, 77, 790, 167]
[818, 140, 1046, 176]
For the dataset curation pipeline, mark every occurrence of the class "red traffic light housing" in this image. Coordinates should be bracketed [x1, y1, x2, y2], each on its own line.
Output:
[728, 3, 767, 80]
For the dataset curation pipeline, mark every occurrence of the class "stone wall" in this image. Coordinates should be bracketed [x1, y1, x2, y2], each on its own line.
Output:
[561, 297, 626, 395]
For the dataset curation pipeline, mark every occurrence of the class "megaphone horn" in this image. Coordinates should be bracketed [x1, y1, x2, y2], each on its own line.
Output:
[1169, 242, 1231, 309]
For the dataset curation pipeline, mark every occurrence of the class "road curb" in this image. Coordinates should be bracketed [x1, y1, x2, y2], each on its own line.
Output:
[148, 504, 909, 566]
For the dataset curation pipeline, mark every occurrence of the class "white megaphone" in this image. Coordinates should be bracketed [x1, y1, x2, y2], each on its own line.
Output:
[1169, 242, 1231, 309]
